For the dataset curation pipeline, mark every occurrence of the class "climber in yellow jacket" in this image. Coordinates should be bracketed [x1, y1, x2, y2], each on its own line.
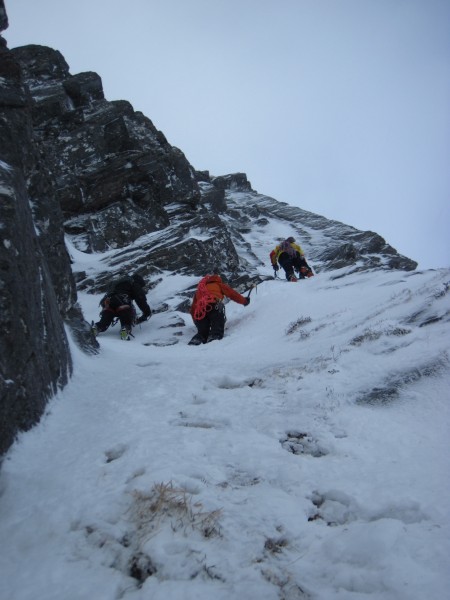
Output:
[270, 237, 314, 282]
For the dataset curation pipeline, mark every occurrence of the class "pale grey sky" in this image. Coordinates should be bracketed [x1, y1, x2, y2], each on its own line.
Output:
[4, 0, 450, 268]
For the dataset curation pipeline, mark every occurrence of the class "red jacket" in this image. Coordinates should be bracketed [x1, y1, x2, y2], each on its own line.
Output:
[190, 275, 247, 321]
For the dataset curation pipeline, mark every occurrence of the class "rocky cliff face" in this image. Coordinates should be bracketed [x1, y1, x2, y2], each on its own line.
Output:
[7, 41, 417, 291]
[9, 44, 200, 251]
[0, 8, 95, 456]
[0, 1, 417, 457]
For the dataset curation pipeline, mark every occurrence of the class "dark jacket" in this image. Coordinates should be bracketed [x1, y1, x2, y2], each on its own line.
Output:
[108, 277, 151, 318]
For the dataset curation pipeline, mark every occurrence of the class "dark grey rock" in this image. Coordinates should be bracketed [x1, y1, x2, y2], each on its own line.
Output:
[212, 172, 252, 191]
[0, 0, 8, 33]
[10, 44, 70, 81]
[0, 162, 72, 456]
[63, 71, 104, 107]
[0, 37, 96, 456]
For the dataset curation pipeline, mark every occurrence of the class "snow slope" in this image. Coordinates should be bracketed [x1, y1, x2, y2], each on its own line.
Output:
[0, 263, 449, 600]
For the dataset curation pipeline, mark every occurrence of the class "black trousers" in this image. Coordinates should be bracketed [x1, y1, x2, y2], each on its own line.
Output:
[194, 302, 226, 343]
[278, 252, 310, 280]
[96, 294, 134, 332]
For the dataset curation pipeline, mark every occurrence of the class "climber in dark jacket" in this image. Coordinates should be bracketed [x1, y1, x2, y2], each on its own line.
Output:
[93, 273, 151, 340]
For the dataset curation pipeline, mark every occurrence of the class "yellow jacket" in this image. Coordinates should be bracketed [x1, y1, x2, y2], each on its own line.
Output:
[270, 241, 304, 266]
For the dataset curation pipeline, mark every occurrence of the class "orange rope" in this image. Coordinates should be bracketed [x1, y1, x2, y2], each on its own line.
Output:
[193, 277, 217, 321]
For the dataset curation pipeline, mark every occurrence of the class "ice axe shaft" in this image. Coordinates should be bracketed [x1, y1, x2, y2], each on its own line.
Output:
[246, 283, 257, 298]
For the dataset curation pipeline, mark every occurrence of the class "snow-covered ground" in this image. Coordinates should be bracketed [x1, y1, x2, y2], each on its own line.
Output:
[1, 260, 449, 599]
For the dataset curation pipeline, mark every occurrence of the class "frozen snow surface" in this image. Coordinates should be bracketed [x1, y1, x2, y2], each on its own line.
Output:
[1, 253, 449, 599]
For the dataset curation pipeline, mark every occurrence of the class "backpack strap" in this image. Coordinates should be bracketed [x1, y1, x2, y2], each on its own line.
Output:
[280, 240, 296, 257]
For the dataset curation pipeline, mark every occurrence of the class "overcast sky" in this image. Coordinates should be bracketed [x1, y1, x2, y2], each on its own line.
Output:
[4, 0, 450, 269]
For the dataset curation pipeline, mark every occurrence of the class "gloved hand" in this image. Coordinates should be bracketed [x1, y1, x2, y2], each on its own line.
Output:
[273, 265, 279, 272]
[136, 315, 148, 324]
[244, 297, 250, 306]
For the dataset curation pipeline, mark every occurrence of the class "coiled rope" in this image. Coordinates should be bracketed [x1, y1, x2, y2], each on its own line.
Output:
[192, 277, 217, 321]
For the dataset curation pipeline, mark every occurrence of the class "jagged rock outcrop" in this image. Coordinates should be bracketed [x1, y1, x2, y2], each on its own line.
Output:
[230, 189, 418, 274]
[10, 44, 201, 255]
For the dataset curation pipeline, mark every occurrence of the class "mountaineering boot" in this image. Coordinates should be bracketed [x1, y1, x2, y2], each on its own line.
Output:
[120, 327, 131, 341]
[188, 333, 205, 345]
[289, 274, 298, 282]
[207, 334, 223, 343]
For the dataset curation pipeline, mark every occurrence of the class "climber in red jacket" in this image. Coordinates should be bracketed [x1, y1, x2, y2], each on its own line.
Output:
[188, 273, 250, 345]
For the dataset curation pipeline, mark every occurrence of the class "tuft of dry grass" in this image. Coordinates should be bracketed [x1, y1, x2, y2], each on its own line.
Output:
[130, 481, 222, 538]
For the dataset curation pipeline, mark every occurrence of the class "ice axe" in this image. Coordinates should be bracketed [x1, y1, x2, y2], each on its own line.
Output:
[243, 275, 274, 298]
[246, 282, 257, 298]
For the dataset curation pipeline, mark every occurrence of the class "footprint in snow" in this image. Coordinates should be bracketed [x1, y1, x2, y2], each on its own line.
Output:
[104, 443, 128, 463]
[280, 431, 328, 457]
